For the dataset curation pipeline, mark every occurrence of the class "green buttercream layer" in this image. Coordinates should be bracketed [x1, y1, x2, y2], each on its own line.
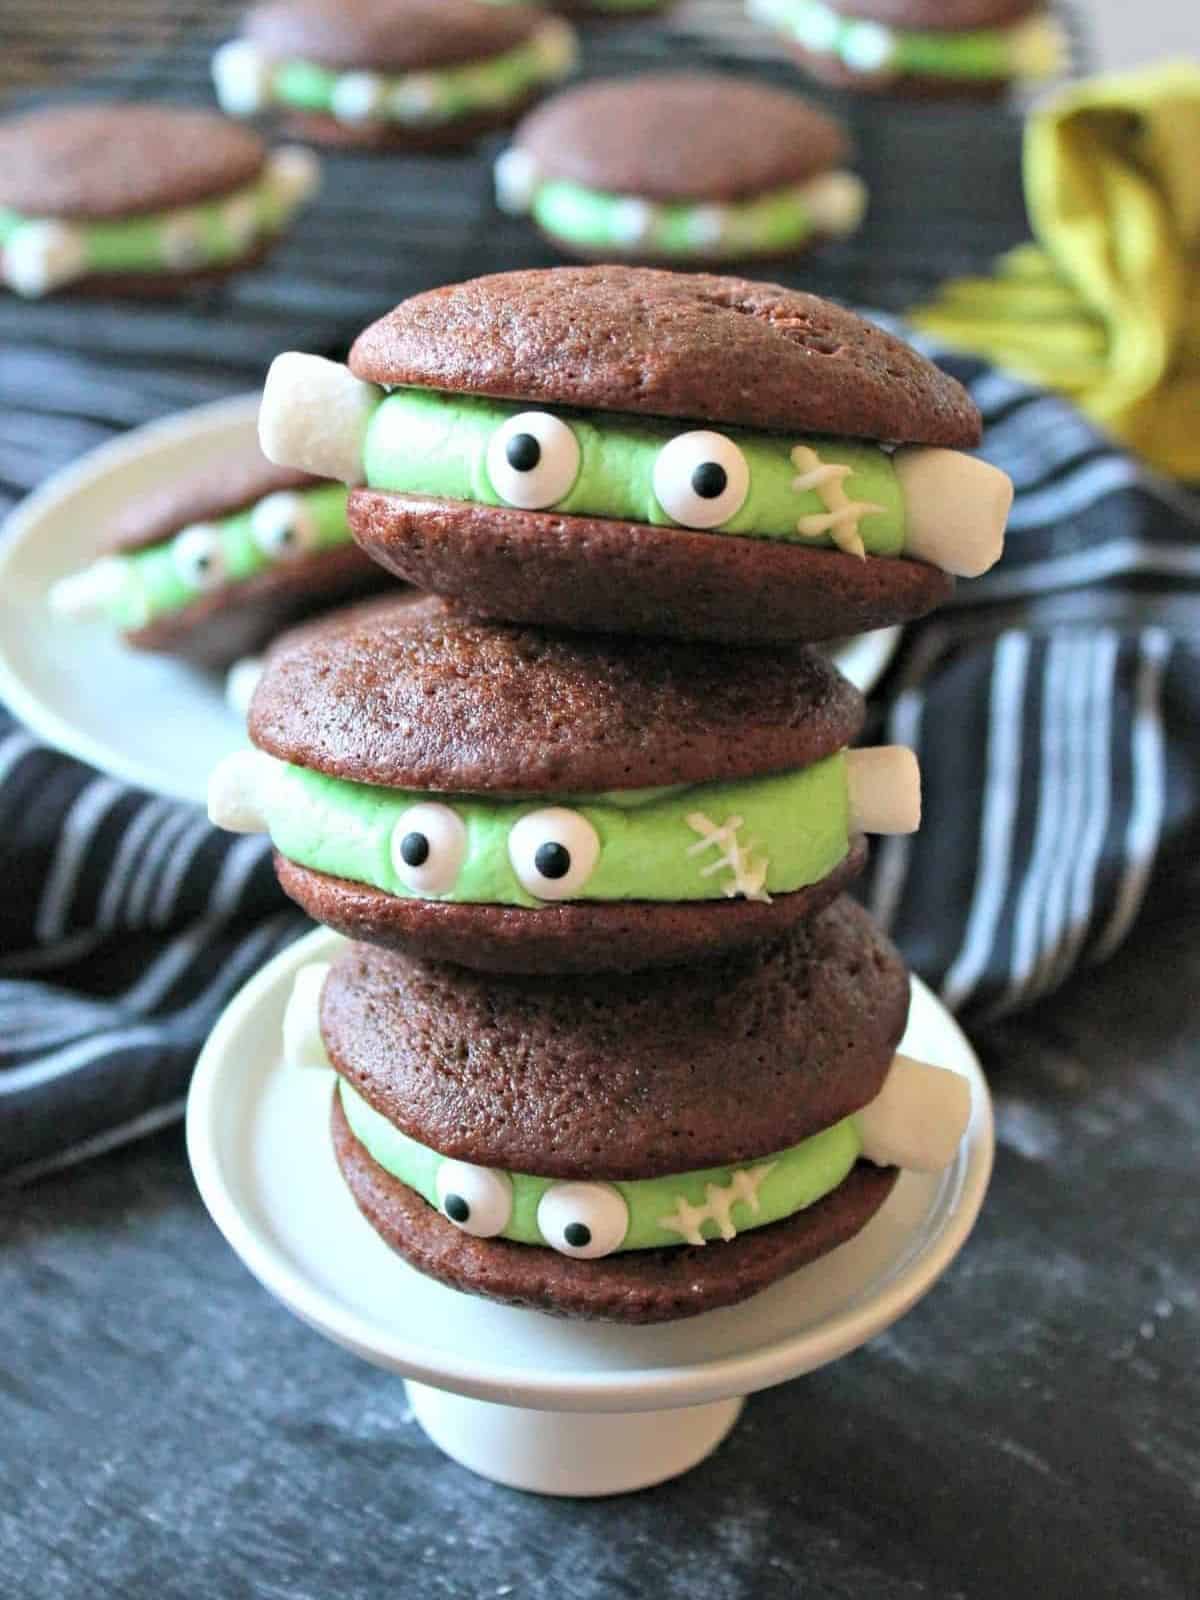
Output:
[0, 167, 300, 273]
[533, 178, 815, 259]
[755, 0, 1051, 78]
[361, 390, 906, 553]
[272, 31, 563, 123]
[265, 754, 850, 907]
[339, 1078, 865, 1252]
[106, 485, 351, 628]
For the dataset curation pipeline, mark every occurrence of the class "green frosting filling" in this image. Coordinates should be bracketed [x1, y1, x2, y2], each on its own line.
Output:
[102, 485, 350, 628]
[362, 389, 906, 554]
[265, 754, 850, 907]
[271, 29, 566, 124]
[0, 166, 301, 275]
[339, 1078, 865, 1252]
[532, 178, 816, 259]
[752, 0, 1055, 79]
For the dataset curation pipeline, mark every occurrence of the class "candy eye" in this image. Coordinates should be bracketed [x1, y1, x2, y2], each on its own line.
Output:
[250, 491, 320, 561]
[172, 524, 227, 591]
[391, 802, 468, 896]
[508, 808, 599, 901]
[537, 1182, 628, 1258]
[652, 431, 750, 529]
[435, 1161, 513, 1238]
[486, 412, 581, 510]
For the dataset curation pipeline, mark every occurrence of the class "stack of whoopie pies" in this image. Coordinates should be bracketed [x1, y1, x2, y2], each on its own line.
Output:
[210, 266, 1008, 1323]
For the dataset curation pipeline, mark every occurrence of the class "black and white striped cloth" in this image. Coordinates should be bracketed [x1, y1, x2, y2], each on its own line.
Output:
[3, 347, 1197, 1181]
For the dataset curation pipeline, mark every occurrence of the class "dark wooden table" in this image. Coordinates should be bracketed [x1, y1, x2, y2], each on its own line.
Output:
[0, 7, 1195, 1598]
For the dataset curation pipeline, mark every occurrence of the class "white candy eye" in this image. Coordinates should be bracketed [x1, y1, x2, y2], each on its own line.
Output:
[172, 525, 227, 591]
[435, 1161, 513, 1238]
[537, 1182, 628, 1258]
[652, 431, 750, 530]
[486, 412, 580, 510]
[508, 808, 599, 901]
[391, 802, 468, 896]
[250, 491, 319, 561]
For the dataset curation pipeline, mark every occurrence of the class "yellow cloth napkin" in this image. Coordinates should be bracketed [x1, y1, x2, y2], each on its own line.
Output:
[912, 62, 1200, 479]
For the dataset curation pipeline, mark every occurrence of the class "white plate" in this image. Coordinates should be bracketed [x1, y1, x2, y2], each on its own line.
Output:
[188, 928, 992, 1419]
[0, 394, 261, 804]
[0, 397, 901, 805]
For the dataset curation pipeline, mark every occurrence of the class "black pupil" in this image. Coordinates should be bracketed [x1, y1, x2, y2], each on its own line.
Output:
[195, 553, 212, 570]
[563, 1222, 591, 1249]
[534, 841, 571, 880]
[691, 461, 728, 500]
[506, 432, 541, 473]
[400, 832, 430, 867]
[444, 1194, 470, 1224]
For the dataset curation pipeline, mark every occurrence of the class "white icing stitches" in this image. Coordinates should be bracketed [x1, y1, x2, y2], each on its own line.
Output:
[790, 443, 885, 560]
[657, 1163, 777, 1246]
[685, 812, 771, 903]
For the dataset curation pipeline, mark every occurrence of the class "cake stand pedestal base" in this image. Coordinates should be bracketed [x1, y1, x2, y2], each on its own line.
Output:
[405, 1381, 744, 1496]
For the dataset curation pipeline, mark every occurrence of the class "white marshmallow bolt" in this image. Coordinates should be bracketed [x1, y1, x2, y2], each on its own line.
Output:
[857, 1054, 972, 1173]
[3, 220, 88, 298]
[282, 962, 334, 1072]
[845, 746, 921, 837]
[208, 748, 279, 833]
[266, 146, 322, 212]
[259, 354, 381, 486]
[895, 447, 1012, 579]
[494, 146, 541, 216]
[212, 39, 273, 117]
[224, 656, 265, 719]
[800, 171, 868, 238]
[330, 72, 387, 126]
[48, 557, 128, 621]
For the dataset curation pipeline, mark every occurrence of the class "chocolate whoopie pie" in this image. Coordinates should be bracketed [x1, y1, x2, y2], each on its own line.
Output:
[280, 898, 972, 1322]
[208, 595, 923, 972]
[258, 267, 1013, 645]
[746, 0, 1064, 100]
[212, 0, 577, 150]
[0, 105, 318, 299]
[50, 439, 385, 671]
[495, 74, 866, 265]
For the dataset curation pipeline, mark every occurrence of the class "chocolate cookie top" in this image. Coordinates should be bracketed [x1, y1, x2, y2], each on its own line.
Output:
[322, 895, 909, 1178]
[828, 0, 1040, 26]
[514, 74, 849, 201]
[0, 105, 266, 221]
[248, 594, 864, 791]
[244, 0, 542, 72]
[348, 268, 981, 446]
[105, 442, 316, 554]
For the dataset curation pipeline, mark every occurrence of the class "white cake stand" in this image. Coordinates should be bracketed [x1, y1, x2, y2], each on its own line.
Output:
[187, 928, 992, 1497]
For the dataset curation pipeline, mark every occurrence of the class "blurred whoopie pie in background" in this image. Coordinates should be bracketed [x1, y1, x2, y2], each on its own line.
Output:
[212, 0, 578, 150]
[746, 0, 1065, 99]
[0, 103, 317, 298]
[495, 73, 866, 265]
[50, 438, 385, 670]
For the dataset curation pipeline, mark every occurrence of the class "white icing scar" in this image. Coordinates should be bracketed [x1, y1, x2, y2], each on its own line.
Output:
[790, 443, 885, 560]
[685, 813, 771, 903]
[657, 1163, 777, 1246]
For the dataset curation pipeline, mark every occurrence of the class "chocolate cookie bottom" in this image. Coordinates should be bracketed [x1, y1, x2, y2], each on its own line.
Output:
[332, 1092, 899, 1323]
[275, 834, 868, 974]
[348, 490, 953, 645]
